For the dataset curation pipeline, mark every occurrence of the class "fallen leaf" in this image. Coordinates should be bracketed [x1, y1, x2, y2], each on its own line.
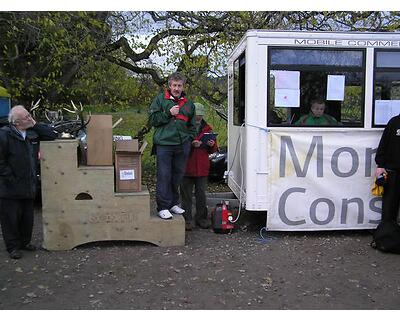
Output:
[262, 276, 273, 288]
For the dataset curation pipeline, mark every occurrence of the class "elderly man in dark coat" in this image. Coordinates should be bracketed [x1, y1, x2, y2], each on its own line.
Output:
[0, 105, 57, 259]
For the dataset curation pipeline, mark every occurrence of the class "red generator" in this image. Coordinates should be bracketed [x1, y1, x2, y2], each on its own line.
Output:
[211, 202, 234, 233]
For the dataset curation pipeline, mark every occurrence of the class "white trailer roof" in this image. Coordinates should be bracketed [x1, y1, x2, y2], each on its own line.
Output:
[229, 29, 400, 61]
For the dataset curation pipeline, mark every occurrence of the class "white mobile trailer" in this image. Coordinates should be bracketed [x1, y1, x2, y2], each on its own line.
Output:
[227, 30, 400, 231]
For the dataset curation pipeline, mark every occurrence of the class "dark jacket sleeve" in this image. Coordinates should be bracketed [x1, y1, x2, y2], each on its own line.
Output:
[375, 119, 393, 168]
[0, 131, 13, 178]
[31, 123, 58, 141]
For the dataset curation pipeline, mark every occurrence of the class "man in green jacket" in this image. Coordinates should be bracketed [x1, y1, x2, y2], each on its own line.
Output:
[149, 72, 196, 219]
[295, 99, 339, 126]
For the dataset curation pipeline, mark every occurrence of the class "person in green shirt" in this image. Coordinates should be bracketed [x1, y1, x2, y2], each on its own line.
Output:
[295, 99, 339, 126]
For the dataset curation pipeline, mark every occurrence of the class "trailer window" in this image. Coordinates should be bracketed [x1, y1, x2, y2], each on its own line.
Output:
[373, 50, 400, 126]
[267, 48, 365, 127]
[233, 53, 245, 126]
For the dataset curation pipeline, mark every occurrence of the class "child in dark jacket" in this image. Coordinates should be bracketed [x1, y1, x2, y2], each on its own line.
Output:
[180, 103, 218, 230]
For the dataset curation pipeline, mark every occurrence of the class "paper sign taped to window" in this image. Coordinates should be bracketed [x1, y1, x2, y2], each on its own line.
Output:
[375, 100, 400, 125]
[375, 100, 391, 125]
[327, 75, 345, 101]
[274, 89, 300, 108]
[272, 70, 300, 89]
[120, 169, 135, 180]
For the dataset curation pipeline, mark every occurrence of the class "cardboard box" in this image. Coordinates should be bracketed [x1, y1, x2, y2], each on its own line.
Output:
[115, 139, 141, 192]
[115, 139, 139, 152]
[86, 115, 113, 166]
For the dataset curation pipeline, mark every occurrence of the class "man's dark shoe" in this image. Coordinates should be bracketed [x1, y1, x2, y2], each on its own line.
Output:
[196, 219, 211, 229]
[21, 244, 38, 251]
[9, 250, 22, 259]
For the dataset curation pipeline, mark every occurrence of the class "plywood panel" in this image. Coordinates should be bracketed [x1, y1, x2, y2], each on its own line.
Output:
[86, 115, 113, 165]
[40, 140, 184, 250]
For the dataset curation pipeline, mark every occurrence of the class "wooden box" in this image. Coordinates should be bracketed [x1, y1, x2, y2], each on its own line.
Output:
[86, 115, 113, 166]
[115, 140, 141, 192]
[40, 140, 185, 250]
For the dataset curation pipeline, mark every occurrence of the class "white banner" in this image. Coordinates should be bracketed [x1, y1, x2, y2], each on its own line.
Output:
[268, 130, 383, 230]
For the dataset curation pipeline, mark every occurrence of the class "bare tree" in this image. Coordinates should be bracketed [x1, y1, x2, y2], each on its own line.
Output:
[104, 11, 400, 111]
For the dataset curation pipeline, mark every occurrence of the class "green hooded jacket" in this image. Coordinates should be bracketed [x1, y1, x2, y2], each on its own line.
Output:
[149, 90, 196, 145]
[295, 112, 339, 125]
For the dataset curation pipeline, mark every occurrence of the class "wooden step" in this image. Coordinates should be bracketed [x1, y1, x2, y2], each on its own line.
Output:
[40, 140, 185, 250]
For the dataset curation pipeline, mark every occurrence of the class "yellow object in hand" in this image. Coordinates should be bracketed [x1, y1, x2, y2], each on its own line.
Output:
[371, 180, 384, 196]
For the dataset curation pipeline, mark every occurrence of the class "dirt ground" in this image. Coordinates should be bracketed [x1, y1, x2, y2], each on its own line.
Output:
[1, 201, 400, 310]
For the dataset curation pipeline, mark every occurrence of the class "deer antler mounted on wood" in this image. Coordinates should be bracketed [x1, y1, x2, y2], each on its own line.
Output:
[62, 100, 91, 130]
[51, 101, 91, 138]
[29, 99, 42, 119]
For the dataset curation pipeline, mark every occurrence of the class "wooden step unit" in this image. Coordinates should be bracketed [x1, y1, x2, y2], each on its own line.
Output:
[40, 139, 184, 250]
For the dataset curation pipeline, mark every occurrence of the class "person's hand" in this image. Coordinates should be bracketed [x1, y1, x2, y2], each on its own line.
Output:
[206, 140, 215, 147]
[375, 167, 387, 178]
[192, 140, 202, 148]
[28, 117, 36, 128]
[169, 105, 180, 116]
[20, 114, 36, 129]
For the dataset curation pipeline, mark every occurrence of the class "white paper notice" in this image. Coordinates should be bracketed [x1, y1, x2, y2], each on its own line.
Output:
[327, 75, 345, 101]
[391, 100, 400, 117]
[275, 89, 300, 108]
[375, 100, 400, 125]
[113, 135, 132, 141]
[375, 100, 391, 125]
[120, 169, 135, 180]
[273, 70, 300, 89]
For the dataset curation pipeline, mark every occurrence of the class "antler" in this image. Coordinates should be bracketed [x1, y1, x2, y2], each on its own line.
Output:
[59, 100, 91, 135]
[30, 99, 41, 118]
[62, 100, 80, 121]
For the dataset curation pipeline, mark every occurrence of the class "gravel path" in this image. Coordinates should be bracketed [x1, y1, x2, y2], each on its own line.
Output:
[1, 206, 399, 310]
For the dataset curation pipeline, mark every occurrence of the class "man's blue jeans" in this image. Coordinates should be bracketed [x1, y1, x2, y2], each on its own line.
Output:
[155, 140, 191, 212]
